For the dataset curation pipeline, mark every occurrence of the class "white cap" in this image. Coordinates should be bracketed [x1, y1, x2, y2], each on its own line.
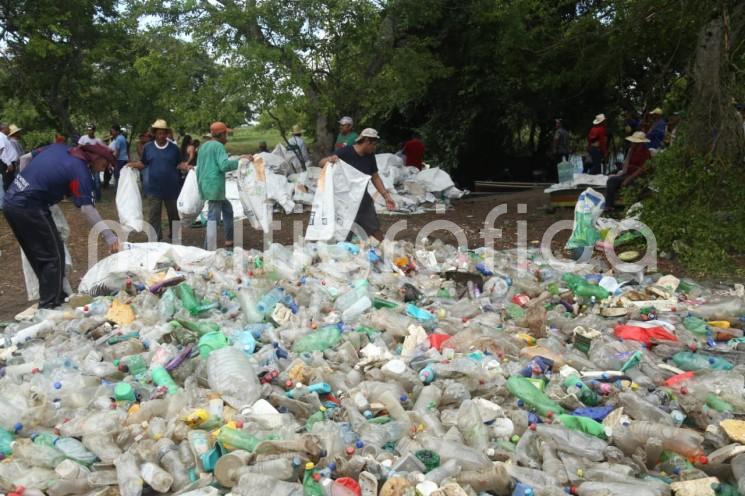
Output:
[338, 116, 353, 125]
[355, 128, 380, 142]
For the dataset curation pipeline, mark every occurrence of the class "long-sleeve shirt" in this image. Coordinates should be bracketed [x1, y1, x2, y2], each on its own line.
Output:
[646, 119, 667, 149]
[196, 140, 238, 201]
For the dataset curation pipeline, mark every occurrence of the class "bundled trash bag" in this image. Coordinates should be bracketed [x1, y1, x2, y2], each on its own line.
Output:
[176, 169, 204, 221]
[116, 166, 144, 232]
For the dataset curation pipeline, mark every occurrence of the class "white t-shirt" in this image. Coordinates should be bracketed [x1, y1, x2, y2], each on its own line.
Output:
[0, 131, 18, 165]
[78, 135, 104, 146]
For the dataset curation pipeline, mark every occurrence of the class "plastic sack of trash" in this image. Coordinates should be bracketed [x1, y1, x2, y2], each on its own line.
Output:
[566, 187, 605, 250]
[21, 205, 73, 301]
[177, 169, 203, 221]
[115, 166, 144, 232]
[237, 157, 272, 233]
[305, 160, 370, 241]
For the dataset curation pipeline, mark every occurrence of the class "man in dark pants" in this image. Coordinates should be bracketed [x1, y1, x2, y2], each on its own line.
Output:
[319, 128, 396, 241]
[127, 119, 190, 242]
[3, 143, 120, 308]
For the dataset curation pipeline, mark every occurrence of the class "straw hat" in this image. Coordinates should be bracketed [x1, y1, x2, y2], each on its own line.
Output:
[593, 114, 606, 125]
[625, 131, 650, 143]
[150, 119, 170, 131]
[7, 124, 22, 137]
[355, 128, 380, 142]
[649, 108, 663, 116]
[291, 124, 303, 134]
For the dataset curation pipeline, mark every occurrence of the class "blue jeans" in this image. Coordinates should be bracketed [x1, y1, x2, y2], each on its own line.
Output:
[92, 170, 102, 200]
[205, 200, 234, 250]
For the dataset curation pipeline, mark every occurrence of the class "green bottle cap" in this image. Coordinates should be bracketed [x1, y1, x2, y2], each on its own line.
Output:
[114, 382, 136, 402]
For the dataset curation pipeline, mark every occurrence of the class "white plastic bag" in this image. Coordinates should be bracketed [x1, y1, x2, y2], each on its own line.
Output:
[115, 166, 144, 232]
[305, 160, 370, 241]
[237, 157, 272, 233]
[566, 187, 606, 249]
[177, 169, 204, 221]
[22, 205, 73, 301]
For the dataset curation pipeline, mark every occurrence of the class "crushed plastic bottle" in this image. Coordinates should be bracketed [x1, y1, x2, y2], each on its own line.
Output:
[2, 238, 745, 494]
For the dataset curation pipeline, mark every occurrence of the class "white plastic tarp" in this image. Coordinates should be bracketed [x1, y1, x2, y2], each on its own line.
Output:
[79, 242, 215, 294]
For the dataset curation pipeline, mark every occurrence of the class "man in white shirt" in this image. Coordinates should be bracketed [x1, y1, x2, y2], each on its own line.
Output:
[0, 122, 19, 192]
[78, 124, 104, 146]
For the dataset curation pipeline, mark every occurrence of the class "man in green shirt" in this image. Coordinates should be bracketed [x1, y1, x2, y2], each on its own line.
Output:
[196, 121, 252, 250]
[334, 116, 358, 151]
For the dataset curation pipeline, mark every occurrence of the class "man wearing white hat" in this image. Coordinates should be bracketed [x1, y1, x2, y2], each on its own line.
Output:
[335, 116, 358, 151]
[605, 131, 651, 210]
[586, 113, 608, 175]
[287, 124, 310, 168]
[127, 119, 190, 242]
[320, 128, 395, 241]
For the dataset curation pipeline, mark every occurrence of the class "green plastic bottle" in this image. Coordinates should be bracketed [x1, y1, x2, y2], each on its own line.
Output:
[561, 274, 610, 300]
[373, 297, 399, 309]
[303, 462, 324, 496]
[176, 282, 203, 315]
[671, 351, 733, 371]
[198, 331, 230, 359]
[306, 410, 325, 432]
[557, 414, 606, 439]
[32, 431, 59, 447]
[506, 376, 565, 417]
[506, 303, 525, 320]
[174, 319, 220, 336]
[706, 394, 734, 413]
[122, 354, 148, 376]
[151, 366, 180, 393]
[683, 316, 710, 336]
[292, 326, 342, 353]
[563, 374, 599, 406]
[0, 428, 14, 456]
[217, 426, 263, 452]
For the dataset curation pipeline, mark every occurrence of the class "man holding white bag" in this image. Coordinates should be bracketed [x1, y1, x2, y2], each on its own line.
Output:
[127, 119, 191, 242]
[319, 128, 395, 241]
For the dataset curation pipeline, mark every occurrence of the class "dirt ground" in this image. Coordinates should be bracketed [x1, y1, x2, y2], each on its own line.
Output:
[0, 187, 672, 321]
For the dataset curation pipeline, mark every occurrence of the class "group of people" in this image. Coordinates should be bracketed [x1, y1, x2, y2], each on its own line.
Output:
[2, 114, 406, 310]
[552, 107, 679, 211]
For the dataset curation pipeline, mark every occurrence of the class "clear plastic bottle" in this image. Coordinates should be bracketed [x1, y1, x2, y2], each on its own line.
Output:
[235, 472, 304, 496]
[207, 347, 261, 407]
[456, 462, 511, 494]
[156, 438, 190, 491]
[54, 436, 98, 466]
[115, 452, 144, 496]
[732, 452, 745, 494]
[618, 391, 673, 425]
[424, 458, 461, 484]
[628, 421, 704, 457]
[140, 462, 173, 493]
[12, 437, 65, 468]
[457, 399, 489, 450]
[83, 434, 123, 464]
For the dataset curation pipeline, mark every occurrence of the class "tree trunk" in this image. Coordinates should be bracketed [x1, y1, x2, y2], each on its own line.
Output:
[687, 6, 745, 163]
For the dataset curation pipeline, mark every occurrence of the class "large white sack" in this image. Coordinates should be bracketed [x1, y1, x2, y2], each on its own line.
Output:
[79, 242, 214, 294]
[22, 205, 73, 301]
[177, 169, 204, 220]
[260, 151, 293, 176]
[412, 167, 456, 192]
[305, 160, 370, 241]
[237, 157, 272, 233]
[374, 153, 403, 190]
[272, 144, 303, 173]
[115, 166, 144, 232]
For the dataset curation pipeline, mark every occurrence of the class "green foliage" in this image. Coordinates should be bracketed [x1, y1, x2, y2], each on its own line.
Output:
[223, 127, 283, 155]
[639, 138, 745, 276]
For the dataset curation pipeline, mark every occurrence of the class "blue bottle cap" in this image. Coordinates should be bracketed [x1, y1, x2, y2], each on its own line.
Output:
[328, 462, 337, 471]
[53, 382, 62, 389]
[13, 423, 22, 433]
[400, 395, 408, 402]
[355, 440, 364, 449]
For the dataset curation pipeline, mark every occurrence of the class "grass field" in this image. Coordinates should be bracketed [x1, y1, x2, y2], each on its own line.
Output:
[223, 126, 284, 155]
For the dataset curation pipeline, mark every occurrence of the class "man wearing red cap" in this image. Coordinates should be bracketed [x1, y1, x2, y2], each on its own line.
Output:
[196, 122, 252, 249]
[3, 143, 120, 308]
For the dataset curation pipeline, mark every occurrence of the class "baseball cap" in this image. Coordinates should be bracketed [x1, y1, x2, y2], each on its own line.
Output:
[338, 116, 353, 126]
[209, 122, 232, 135]
[355, 128, 380, 142]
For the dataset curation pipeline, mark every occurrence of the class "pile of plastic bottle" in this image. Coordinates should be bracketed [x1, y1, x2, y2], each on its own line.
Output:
[2, 239, 745, 496]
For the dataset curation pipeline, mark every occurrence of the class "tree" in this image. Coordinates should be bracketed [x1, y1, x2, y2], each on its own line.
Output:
[0, 0, 124, 136]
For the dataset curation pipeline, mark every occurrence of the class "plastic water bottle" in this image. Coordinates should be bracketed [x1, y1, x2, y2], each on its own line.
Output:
[257, 287, 286, 315]
[156, 438, 190, 491]
[115, 452, 144, 496]
[54, 436, 98, 465]
[207, 347, 261, 406]
[141, 462, 174, 493]
[151, 366, 180, 394]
